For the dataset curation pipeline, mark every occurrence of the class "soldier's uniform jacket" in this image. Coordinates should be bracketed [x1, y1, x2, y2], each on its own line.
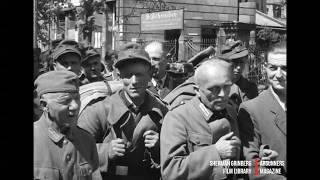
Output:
[77, 89, 168, 179]
[162, 76, 197, 110]
[34, 114, 100, 180]
[229, 75, 258, 111]
[160, 96, 240, 180]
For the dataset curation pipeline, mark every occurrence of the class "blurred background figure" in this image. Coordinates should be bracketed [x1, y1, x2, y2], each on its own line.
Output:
[219, 40, 258, 111]
[81, 48, 104, 83]
[103, 50, 119, 81]
[145, 41, 171, 98]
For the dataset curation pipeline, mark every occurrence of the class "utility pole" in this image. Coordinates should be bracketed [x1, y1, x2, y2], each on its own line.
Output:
[33, 0, 38, 48]
[237, 0, 240, 22]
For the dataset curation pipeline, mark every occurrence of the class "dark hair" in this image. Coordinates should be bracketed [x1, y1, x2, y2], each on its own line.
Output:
[117, 59, 151, 71]
[104, 50, 118, 61]
[266, 41, 286, 63]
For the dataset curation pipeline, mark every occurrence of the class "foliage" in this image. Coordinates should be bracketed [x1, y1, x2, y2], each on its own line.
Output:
[256, 27, 282, 49]
[37, 0, 108, 48]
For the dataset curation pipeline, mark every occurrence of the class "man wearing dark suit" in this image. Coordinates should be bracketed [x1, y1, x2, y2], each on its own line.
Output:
[238, 42, 286, 179]
[145, 41, 171, 99]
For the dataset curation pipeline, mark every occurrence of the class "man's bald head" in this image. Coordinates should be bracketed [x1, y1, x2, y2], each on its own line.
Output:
[195, 59, 233, 88]
[194, 58, 233, 111]
[144, 41, 168, 79]
[145, 41, 164, 55]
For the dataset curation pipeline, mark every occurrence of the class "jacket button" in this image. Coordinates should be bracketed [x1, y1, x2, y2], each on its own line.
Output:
[66, 154, 71, 161]
[63, 139, 68, 145]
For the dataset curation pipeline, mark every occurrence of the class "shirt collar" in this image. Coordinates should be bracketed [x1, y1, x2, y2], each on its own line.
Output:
[121, 90, 140, 114]
[270, 86, 286, 111]
[151, 75, 167, 89]
[42, 113, 74, 143]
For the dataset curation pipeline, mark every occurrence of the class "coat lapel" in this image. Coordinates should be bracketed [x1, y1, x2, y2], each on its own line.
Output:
[264, 88, 286, 136]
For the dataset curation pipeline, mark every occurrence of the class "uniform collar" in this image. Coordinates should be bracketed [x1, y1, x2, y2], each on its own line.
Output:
[120, 90, 140, 114]
[107, 89, 165, 125]
[40, 114, 74, 143]
[192, 97, 227, 122]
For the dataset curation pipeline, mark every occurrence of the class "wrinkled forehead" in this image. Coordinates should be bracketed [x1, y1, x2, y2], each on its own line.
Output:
[148, 49, 163, 58]
[268, 53, 286, 66]
[43, 92, 79, 100]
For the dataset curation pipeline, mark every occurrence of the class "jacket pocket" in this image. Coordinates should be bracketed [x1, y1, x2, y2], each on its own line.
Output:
[187, 133, 212, 152]
[34, 167, 60, 180]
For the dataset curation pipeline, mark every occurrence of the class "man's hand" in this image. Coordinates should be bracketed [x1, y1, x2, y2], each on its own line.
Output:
[215, 132, 241, 160]
[261, 149, 279, 161]
[108, 138, 126, 160]
[143, 130, 159, 149]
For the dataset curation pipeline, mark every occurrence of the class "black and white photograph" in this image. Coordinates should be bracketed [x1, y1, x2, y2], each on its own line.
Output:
[33, 0, 286, 179]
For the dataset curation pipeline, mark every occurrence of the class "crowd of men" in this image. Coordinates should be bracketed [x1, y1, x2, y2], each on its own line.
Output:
[33, 38, 286, 180]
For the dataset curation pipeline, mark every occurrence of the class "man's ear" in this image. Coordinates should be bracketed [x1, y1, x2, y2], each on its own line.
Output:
[52, 62, 57, 70]
[39, 98, 48, 111]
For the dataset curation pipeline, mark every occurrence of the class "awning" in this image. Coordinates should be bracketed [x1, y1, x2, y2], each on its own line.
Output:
[255, 10, 286, 28]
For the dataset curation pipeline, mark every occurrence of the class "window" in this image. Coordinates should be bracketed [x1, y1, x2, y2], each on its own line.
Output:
[273, 5, 281, 18]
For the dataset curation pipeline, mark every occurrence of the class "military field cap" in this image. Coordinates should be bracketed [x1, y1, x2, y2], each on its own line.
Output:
[219, 40, 248, 61]
[34, 70, 79, 96]
[51, 40, 82, 62]
[115, 42, 151, 69]
[82, 48, 101, 64]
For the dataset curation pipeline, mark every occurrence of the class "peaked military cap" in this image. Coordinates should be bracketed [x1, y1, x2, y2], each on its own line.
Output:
[34, 71, 79, 96]
[219, 40, 248, 61]
[51, 40, 82, 62]
[115, 42, 151, 69]
[82, 48, 101, 64]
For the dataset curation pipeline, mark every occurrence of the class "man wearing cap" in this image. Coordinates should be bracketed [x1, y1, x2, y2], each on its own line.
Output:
[145, 41, 171, 99]
[77, 42, 168, 180]
[238, 43, 287, 179]
[51, 39, 89, 85]
[78, 48, 123, 116]
[219, 40, 258, 111]
[161, 59, 241, 180]
[34, 71, 102, 180]
[34, 40, 88, 121]
[81, 48, 105, 83]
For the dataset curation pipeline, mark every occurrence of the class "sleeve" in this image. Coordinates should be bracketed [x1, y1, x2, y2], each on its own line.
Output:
[77, 101, 112, 173]
[238, 104, 286, 180]
[160, 110, 225, 180]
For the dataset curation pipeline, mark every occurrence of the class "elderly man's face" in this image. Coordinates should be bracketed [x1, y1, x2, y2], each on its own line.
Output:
[43, 92, 80, 131]
[265, 52, 287, 92]
[231, 57, 246, 82]
[147, 48, 167, 79]
[82, 56, 102, 82]
[198, 67, 233, 111]
[119, 61, 151, 99]
[55, 53, 82, 76]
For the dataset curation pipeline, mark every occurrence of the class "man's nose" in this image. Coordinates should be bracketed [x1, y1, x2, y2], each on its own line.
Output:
[275, 67, 284, 78]
[90, 65, 95, 70]
[69, 99, 80, 111]
[218, 89, 225, 97]
[131, 75, 138, 84]
[67, 65, 72, 71]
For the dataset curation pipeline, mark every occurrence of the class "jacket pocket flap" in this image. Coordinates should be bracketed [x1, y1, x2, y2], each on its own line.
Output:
[34, 167, 60, 180]
[188, 133, 212, 146]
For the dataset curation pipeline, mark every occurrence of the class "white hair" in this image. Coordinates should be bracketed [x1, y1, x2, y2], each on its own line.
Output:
[144, 41, 164, 54]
